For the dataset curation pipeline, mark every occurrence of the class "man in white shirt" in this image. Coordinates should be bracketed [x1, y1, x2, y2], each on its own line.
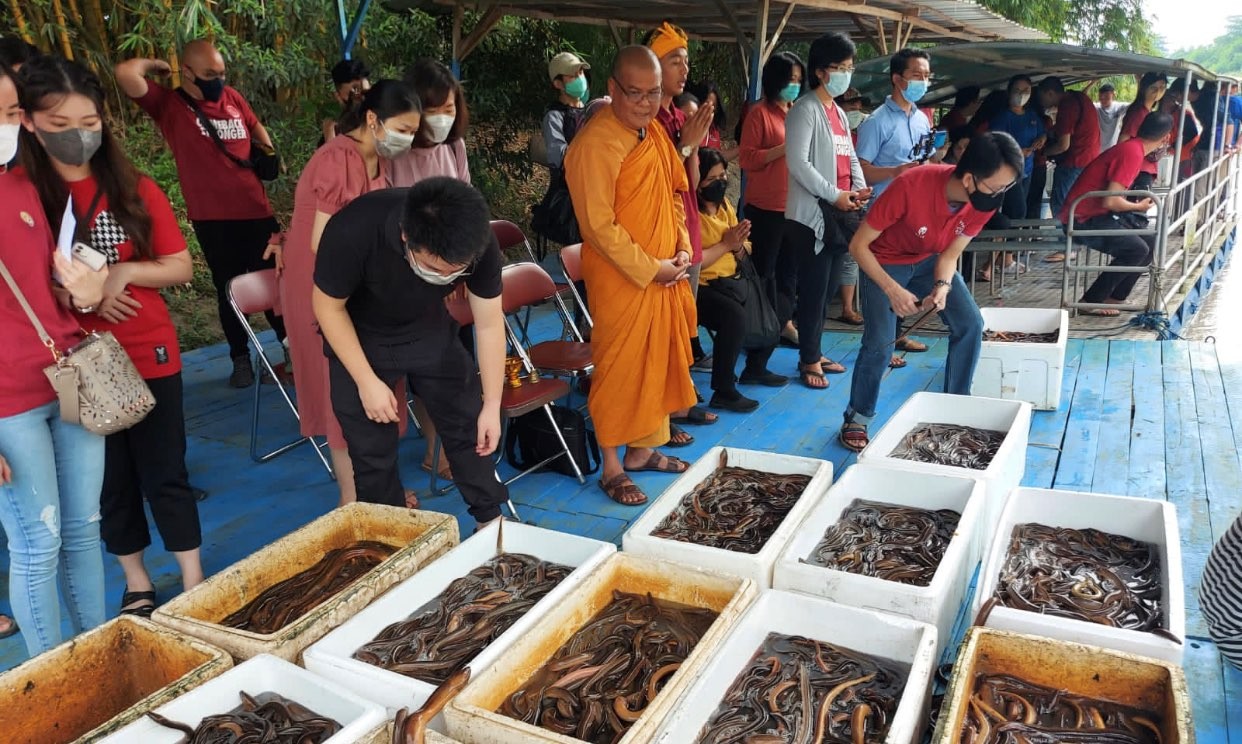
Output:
[1096, 83, 1128, 150]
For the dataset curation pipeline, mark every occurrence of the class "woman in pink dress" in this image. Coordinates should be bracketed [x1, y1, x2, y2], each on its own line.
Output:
[280, 80, 422, 505]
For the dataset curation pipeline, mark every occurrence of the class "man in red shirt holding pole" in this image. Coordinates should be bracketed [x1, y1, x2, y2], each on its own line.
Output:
[115, 40, 285, 388]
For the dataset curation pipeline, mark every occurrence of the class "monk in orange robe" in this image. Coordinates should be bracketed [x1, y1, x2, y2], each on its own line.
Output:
[565, 46, 698, 505]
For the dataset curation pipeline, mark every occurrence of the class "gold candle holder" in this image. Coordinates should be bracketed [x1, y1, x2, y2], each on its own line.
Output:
[505, 357, 524, 388]
[527, 367, 541, 384]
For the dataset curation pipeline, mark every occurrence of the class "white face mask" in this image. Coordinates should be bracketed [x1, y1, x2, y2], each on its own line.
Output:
[845, 110, 866, 130]
[374, 120, 415, 159]
[423, 114, 455, 144]
[1010, 91, 1031, 108]
[0, 123, 18, 165]
[407, 250, 469, 285]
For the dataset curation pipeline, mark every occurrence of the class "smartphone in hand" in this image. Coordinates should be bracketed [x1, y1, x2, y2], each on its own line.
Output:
[72, 242, 108, 271]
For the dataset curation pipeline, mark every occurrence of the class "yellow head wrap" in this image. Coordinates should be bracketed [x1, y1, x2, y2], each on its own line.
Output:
[647, 21, 689, 60]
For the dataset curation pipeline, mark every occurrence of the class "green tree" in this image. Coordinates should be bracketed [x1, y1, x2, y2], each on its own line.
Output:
[978, 0, 1155, 52]
[1179, 16, 1242, 76]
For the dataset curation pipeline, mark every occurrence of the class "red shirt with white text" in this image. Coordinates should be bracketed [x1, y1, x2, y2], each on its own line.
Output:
[865, 165, 994, 265]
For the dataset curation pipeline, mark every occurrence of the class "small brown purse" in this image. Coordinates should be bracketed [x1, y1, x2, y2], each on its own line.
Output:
[0, 256, 154, 435]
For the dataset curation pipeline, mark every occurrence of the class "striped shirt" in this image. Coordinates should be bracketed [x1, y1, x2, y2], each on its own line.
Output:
[1201, 512, 1242, 669]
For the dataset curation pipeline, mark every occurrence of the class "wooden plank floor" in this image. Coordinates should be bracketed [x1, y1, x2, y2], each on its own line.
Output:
[0, 322, 1236, 742]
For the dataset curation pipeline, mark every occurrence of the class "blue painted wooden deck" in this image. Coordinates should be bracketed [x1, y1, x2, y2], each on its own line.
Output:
[0, 322, 1237, 741]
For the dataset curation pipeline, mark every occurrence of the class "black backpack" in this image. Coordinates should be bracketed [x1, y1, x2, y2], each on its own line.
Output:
[505, 404, 600, 477]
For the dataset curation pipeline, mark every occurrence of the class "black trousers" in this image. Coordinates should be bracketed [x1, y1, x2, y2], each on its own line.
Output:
[192, 217, 286, 359]
[1026, 163, 1048, 219]
[100, 373, 202, 555]
[697, 281, 777, 395]
[331, 334, 507, 523]
[746, 205, 797, 325]
[785, 221, 845, 366]
[1078, 215, 1155, 303]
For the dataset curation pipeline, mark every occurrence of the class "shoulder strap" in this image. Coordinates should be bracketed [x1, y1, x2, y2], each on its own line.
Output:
[71, 186, 105, 246]
[175, 88, 254, 169]
[0, 255, 57, 354]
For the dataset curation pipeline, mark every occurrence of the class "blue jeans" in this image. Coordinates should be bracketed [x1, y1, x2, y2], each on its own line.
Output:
[846, 257, 983, 422]
[0, 402, 106, 656]
[1050, 164, 1084, 223]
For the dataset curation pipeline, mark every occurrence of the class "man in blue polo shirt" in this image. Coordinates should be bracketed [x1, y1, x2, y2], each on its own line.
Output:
[856, 48, 946, 199]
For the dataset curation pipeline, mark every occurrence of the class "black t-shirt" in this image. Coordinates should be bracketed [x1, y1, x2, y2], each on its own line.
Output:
[314, 188, 502, 347]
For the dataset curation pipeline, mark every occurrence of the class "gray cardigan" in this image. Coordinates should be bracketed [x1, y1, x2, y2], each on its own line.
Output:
[784, 91, 866, 253]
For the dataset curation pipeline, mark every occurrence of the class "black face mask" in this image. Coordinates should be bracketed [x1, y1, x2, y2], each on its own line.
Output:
[1146, 144, 1168, 163]
[968, 178, 1007, 212]
[700, 179, 728, 204]
[194, 75, 225, 103]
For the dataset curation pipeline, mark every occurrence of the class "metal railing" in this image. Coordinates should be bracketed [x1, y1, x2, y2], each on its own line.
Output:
[1061, 189, 1162, 313]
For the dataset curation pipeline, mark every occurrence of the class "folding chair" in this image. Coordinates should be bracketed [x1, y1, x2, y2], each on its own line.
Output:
[427, 291, 585, 521]
[226, 270, 333, 475]
[557, 242, 593, 334]
[491, 220, 573, 344]
[501, 262, 593, 382]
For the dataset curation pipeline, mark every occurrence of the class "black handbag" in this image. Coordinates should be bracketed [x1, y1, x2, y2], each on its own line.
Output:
[817, 198, 863, 254]
[505, 404, 600, 477]
[531, 169, 581, 246]
[707, 255, 780, 350]
[176, 89, 281, 181]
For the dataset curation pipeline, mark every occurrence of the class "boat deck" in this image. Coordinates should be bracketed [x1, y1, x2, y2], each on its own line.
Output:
[0, 294, 1238, 742]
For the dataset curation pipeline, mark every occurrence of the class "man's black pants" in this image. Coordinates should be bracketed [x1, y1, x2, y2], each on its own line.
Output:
[192, 217, 286, 359]
[100, 373, 202, 555]
[1078, 215, 1155, 304]
[330, 334, 508, 523]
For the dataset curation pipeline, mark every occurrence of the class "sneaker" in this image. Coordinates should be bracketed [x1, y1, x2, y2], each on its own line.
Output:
[229, 355, 255, 388]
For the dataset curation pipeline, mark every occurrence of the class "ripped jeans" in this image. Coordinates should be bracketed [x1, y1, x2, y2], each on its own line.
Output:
[0, 401, 106, 656]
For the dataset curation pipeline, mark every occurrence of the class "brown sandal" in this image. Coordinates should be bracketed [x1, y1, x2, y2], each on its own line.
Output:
[895, 338, 927, 352]
[624, 451, 689, 474]
[800, 364, 829, 390]
[889, 355, 907, 369]
[840, 422, 869, 453]
[820, 358, 847, 374]
[599, 474, 648, 505]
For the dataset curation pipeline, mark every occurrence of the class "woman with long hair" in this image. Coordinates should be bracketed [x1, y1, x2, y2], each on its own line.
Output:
[1117, 72, 1167, 191]
[19, 56, 202, 618]
[282, 80, 422, 506]
[0, 60, 108, 655]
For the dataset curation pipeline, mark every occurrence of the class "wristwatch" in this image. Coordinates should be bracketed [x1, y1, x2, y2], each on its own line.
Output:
[75, 304, 96, 314]
[679, 144, 695, 159]
[933, 279, 952, 291]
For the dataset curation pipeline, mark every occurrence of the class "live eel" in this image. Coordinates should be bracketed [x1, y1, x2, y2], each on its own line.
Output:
[147, 690, 342, 743]
[805, 499, 961, 587]
[889, 423, 1006, 470]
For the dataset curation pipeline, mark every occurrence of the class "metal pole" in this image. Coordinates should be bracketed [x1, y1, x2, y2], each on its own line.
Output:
[341, 0, 372, 60]
[1170, 70, 1192, 195]
[336, 0, 350, 57]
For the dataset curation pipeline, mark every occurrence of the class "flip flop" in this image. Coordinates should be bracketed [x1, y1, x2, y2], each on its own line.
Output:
[889, 355, 907, 369]
[666, 423, 694, 448]
[0, 614, 19, 640]
[1080, 308, 1120, 317]
[624, 451, 690, 474]
[896, 338, 928, 353]
[799, 364, 829, 390]
[833, 314, 864, 326]
[671, 406, 718, 426]
[820, 358, 847, 374]
[598, 474, 648, 505]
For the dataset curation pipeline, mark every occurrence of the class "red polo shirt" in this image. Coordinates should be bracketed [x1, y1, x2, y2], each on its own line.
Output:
[1053, 90, 1102, 169]
[655, 105, 703, 264]
[865, 164, 994, 265]
[1058, 138, 1146, 225]
[134, 83, 273, 222]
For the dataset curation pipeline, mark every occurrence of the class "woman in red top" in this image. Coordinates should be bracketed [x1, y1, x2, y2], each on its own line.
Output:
[1118, 72, 1167, 191]
[0, 61, 109, 657]
[738, 51, 803, 346]
[280, 80, 422, 507]
[20, 56, 202, 618]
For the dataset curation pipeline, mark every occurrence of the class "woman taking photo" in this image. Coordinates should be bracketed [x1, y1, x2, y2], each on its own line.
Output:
[738, 51, 803, 348]
[696, 148, 787, 413]
[0, 60, 108, 655]
[282, 80, 422, 506]
[20, 56, 202, 618]
[784, 32, 870, 391]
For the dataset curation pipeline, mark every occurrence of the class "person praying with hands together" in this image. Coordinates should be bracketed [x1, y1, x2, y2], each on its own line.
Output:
[837, 131, 1023, 453]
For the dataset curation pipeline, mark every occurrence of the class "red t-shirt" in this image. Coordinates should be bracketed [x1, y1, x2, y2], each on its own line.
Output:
[1119, 106, 1158, 176]
[705, 125, 722, 150]
[134, 83, 273, 222]
[824, 101, 853, 190]
[939, 108, 969, 131]
[69, 174, 185, 379]
[655, 105, 703, 264]
[865, 164, 994, 265]
[0, 171, 85, 418]
[1058, 138, 1146, 225]
[1053, 90, 1102, 168]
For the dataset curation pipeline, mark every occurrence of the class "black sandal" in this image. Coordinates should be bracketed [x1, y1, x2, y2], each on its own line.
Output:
[671, 406, 718, 426]
[119, 589, 156, 618]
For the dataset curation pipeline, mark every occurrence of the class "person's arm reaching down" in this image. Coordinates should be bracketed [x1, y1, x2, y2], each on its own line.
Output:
[467, 291, 505, 456]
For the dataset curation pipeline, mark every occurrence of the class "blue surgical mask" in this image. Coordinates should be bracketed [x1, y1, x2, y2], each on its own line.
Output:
[826, 71, 852, 98]
[904, 79, 928, 104]
[780, 82, 801, 102]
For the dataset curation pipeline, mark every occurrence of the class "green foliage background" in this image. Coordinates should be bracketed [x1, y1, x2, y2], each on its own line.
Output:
[1178, 17, 1242, 77]
[1, 0, 1161, 348]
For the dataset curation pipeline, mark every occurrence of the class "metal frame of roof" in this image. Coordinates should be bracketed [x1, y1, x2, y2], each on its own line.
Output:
[851, 41, 1237, 107]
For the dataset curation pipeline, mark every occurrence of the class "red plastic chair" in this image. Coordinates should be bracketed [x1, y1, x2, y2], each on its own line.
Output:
[491, 220, 571, 343]
[227, 270, 332, 475]
[428, 289, 585, 518]
[500, 262, 593, 381]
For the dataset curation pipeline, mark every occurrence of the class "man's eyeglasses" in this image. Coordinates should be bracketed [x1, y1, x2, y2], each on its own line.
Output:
[611, 76, 663, 105]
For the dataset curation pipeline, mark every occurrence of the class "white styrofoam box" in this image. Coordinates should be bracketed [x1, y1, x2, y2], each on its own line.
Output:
[621, 447, 833, 587]
[651, 590, 938, 744]
[773, 463, 984, 653]
[858, 391, 1032, 538]
[303, 520, 614, 723]
[972, 307, 1069, 411]
[98, 654, 385, 744]
[973, 487, 1185, 664]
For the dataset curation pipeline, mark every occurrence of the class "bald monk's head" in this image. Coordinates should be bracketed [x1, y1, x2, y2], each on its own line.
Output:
[180, 39, 227, 101]
[607, 46, 662, 131]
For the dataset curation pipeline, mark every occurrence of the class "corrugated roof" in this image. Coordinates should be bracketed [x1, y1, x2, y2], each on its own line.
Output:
[398, 0, 1047, 45]
[852, 41, 1237, 107]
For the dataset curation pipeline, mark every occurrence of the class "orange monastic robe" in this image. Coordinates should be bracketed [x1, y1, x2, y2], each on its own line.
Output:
[564, 106, 698, 448]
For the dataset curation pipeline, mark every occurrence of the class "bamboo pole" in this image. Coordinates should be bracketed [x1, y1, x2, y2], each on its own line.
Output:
[50, 0, 76, 60]
[6, 0, 34, 44]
